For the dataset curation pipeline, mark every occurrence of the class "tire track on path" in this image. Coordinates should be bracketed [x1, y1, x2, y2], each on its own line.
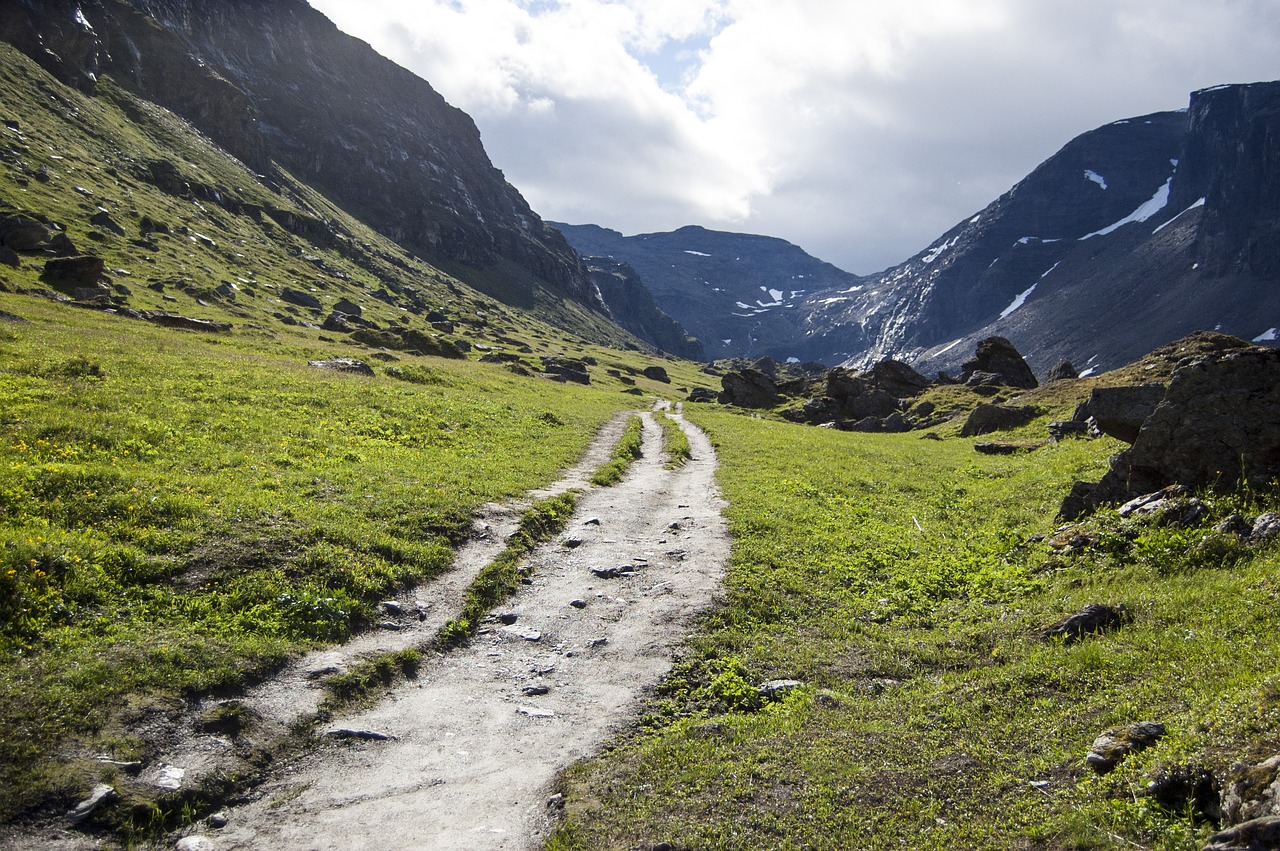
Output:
[196, 410, 728, 850]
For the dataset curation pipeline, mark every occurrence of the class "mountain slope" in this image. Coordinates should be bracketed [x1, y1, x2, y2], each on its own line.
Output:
[804, 82, 1280, 376]
[0, 0, 603, 317]
[554, 223, 864, 362]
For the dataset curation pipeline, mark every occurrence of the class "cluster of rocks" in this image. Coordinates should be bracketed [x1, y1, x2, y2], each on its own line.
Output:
[1060, 339, 1280, 519]
[702, 336, 1048, 435]
[1080, 718, 1280, 850]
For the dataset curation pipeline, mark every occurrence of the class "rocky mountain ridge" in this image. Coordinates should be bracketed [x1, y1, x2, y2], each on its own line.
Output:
[554, 223, 864, 362]
[564, 81, 1280, 376]
[0, 0, 604, 316]
[822, 81, 1280, 377]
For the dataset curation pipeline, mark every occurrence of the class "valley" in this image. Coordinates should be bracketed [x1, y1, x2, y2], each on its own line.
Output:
[1, 3, 1279, 850]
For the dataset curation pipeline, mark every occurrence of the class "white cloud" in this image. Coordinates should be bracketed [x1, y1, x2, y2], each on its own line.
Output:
[308, 0, 1280, 274]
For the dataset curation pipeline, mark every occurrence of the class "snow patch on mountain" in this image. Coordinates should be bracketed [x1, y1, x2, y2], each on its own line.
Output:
[1153, 197, 1206, 234]
[1084, 170, 1108, 189]
[1080, 176, 1173, 240]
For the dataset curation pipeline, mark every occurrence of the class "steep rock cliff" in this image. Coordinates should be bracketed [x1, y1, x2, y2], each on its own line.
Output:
[0, 0, 602, 311]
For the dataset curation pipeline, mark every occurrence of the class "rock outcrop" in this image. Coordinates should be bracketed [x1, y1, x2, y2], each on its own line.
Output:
[959, 337, 1038, 389]
[1061, 344, 1280, 518]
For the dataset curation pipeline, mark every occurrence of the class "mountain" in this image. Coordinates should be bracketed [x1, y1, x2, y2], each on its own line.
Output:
[562, 82, 1280, 377]
[584, 257, 703, 360]
[554, 223, 864, 362]
[803, 82, 1280, 376]
[0, 0, 603, 319]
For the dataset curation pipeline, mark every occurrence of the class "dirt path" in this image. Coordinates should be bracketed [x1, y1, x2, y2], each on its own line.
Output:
[181, 409, 727, 850]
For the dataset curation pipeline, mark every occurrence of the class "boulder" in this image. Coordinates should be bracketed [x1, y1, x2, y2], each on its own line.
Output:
[321, 312, 355, 333]
[281, 287, 322, 309]
[333, 297, 363, 317]
[1203, 816, 1280, 851]
[826, 368, 868, 402]
[1039, 603, 1128, 643]
[541, 357, 590, 385]
[845, 388, 900, 420]
[687, 387, 717, 403]
[0, 214, 49, 250]
[1047, 420, 1091, 442]
[1047, 360, 1080, 382]
[148, 159, 190, 195]
[41, 255, 104, 289]
[308, 358, 374, 376]
[0, 246, 18, 267]
[866, 358, 931, 397]
[1082, 385, 1167, 443]
[1062, 346, 1280, 518]
[1086, 721, 1166, 774]
[1221, 754, 1280, 826]
[719, 369, 780, 408]
[46, 232, 78, 257]
[88, 210, 125, 236]
[642, 365, 670, 383]
[958, 403, 1039, 437]
[960, 337, 1038, 389]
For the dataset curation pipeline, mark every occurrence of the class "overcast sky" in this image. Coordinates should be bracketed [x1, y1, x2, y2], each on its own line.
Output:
[308, 0, 1280, 274]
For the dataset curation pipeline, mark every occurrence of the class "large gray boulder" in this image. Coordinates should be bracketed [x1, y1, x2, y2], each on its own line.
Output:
[0, 214, 49, 250]
[960, 337, 1038, 389]
[719, 369, 780, 408]
[1061, 346, 1280, 518]
[866, 358, 931, 398]
[1082, 385, 1167, 443]
[959, 403, 1039, 437]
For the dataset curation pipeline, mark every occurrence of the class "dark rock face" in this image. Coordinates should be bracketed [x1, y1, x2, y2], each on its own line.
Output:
[41, 255, 104, 289]
[1082, 384, 1167, 443]
[959, 404, 1039, 437]
[585, 258, 702, 359]
[719, 369, 780, 408]
[1062, 345, 1280, 518]
[642, 366, 671, 383]
[1, 0, 601, 313]
[960, 337, 1038, 389]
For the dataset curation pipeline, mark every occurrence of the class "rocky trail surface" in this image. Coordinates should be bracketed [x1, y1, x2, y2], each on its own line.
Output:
[168, 408, 727, 850]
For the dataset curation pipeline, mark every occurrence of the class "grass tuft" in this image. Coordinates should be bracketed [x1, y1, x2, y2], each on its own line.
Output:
[590, 415, 644, 486]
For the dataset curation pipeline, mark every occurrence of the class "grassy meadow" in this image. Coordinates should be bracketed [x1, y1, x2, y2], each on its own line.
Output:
[0, 298, 647, 818]
[550, 408, 1280, 850]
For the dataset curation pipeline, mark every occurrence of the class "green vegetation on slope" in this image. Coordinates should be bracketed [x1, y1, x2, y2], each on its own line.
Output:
[551, 408, 1280, 850]
[0, 300, 625, 818]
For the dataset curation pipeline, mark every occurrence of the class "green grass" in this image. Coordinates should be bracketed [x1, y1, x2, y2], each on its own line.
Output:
[0, 300, 628, 819]
[657, 412, 692, 468]
[550, 409, 1280, 850]
[589, 415, 645, 486]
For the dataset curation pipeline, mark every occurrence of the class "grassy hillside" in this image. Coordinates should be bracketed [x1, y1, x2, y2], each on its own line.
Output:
[550, 410, 1280, 849]
[0, 41, 717, 824]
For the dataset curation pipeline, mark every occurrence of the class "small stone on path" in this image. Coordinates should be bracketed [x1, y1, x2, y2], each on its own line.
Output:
[517, 706, 555, 718]
[569, 599, 587, 609]
[522, 686, 550, 696]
